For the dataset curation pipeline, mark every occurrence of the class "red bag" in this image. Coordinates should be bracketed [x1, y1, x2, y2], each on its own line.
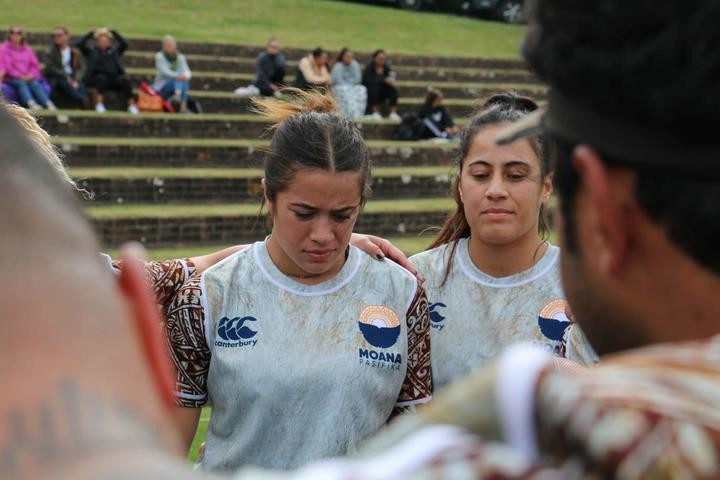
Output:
[139, 82, 175, 113]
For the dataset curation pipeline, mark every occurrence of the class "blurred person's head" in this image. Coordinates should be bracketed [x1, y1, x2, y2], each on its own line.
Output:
[7, 25, 24, 46]
[508, 0, 720, 355]
[2, 102, 85, 195]
[267, 36, 280, 54]
[0, 102, 185, 478]
[251, 89, 371, 281]
[94, 27, 113, 50]
[53, 26, 70, 48]
[336, 47, 353, 65]
[424, 87, 444, 109]
[312, 47, 327, 67]
[431, 93, 551, 282]
[161, 34, 177, 55]
[371, 49, 386, 67]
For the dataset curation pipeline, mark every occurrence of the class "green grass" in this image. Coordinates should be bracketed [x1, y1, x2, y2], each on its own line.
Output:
[85, 197, 455, 219]
[4, 0, 525, 58]
[70, 166, 455, 179]
[189, 408, 211, 464]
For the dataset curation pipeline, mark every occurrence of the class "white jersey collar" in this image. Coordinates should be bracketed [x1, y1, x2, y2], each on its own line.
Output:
[253, 240, 362, 296]
[456, 238, 559, 288]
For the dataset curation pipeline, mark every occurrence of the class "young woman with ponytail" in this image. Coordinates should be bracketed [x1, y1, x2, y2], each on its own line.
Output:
[411, 92, 597, 391]
[164, 89, 432, 472]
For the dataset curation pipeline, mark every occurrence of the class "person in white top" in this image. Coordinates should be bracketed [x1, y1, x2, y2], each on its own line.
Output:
[411, 93, 597, 390]
[166, 89, 432, 472]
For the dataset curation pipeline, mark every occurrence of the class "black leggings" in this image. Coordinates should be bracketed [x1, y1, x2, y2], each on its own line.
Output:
[88, 73, 133, 100]
[366, 81, 398, 111]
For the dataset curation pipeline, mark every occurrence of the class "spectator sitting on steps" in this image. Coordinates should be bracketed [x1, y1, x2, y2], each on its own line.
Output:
[74, 27, 138, 114]
[362, 49, 400, 121]
[331, 47, 367, 119]
[294, 47, 331, 91]
[0, 26, 57, 111]
[418, 87, 459, 141]
[234, 37, 285, 98]
[153, 35, 192, 114]
[43, 26, 87, 109]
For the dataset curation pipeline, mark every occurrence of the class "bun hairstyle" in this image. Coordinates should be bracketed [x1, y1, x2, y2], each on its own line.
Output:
[430, 91, 552, 282]
[251, 88, 372, 210]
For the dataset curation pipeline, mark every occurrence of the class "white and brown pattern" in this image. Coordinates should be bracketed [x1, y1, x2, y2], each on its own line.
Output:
[164, 273, 211, 408]
[395, 285, 433, 412]
[111, 258, 196, 311]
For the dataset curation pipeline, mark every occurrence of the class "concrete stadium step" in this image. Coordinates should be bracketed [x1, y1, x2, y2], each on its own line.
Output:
[26, 32, 527, 70]
[72, 166, 455, 204]
[120, 52, 539, 84]
[39, 111, 459, 141]
[75, 89, 536, 116]
[57, 137, 458, 168]
[124, 69, 546, 100]
[87, 198, 454, 248]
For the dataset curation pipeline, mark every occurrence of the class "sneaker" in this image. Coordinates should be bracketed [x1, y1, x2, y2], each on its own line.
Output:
[364, 112, 383, 121]
[273, 90, 283, 99]
[27, 100, 42, 111]
[388, 112, 402, 122]
[233, 85, 260, 97]
[46, 100, 58, 111]
[95, 103, 107, 113]
[180, 108, 194, 114]
[128, 104, 140, 115]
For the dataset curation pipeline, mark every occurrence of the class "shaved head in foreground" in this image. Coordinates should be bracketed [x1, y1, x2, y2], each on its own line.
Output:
[0, 102, 199, 479]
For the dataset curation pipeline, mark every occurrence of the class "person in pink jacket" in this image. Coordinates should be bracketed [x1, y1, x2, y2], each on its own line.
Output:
[0, 26, 56, 110]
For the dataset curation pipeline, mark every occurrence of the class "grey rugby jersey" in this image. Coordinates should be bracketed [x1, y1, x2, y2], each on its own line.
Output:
[411, 238, 597, 391]
[166, 241, 432, 471]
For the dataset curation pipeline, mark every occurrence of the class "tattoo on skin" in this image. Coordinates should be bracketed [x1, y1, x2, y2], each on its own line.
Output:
[0, 379, 164, 476]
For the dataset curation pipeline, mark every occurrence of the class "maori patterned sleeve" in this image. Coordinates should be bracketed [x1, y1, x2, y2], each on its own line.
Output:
[532, 338, 720, 478]
[144, 258, 197, 309]
[110, 258, 197, 311]
[394, 285, 433, 414]
[164, 272, 211, 408]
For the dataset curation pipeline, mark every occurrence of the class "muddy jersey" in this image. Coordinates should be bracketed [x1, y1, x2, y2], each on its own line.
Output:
[411, 238, 596, 390]
[166, 241, 432, 472]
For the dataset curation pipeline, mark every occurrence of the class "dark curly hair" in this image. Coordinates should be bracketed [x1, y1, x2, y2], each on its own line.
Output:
[524, 0, 720, 273]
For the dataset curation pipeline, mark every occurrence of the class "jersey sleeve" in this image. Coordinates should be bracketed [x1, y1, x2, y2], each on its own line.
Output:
[533, 339, 720, 477]
[164, 272, 211, 408]
[144, 258, 197, 309]
[394, 285, 433, 414]
[110, 257, 197, 310]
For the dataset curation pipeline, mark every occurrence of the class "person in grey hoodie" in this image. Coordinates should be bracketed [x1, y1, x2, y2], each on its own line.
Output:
[331, 47, 366, 118]
[153, 35, 192, 113]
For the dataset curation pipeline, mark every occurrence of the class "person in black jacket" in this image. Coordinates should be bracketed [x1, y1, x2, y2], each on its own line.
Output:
[234, 37, 286, 97]
[43, 26, 86, 108]
[362, 49, 400, 121]
[418, 88, 459, 140]
[74, 28, 138, 114]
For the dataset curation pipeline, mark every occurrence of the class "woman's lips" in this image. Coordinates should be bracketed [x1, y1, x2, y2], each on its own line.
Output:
[482, 208, 513, 218]
[304, 249, 335, 261]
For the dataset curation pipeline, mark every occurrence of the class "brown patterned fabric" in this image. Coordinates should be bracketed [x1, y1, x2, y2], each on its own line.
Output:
[111, 258, 196, 311]
[533, 337, 720, 478]
[164, 273, 210, 407]
[395, 285, 433, 414]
